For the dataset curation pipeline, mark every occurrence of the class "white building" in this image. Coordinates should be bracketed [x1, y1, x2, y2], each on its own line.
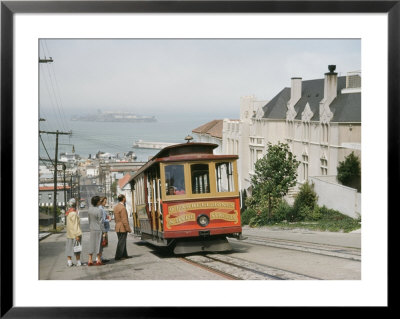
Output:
[59, 152, 80, 164]
[86, 165, 99, 177]
[116, 173, 133, 216]
[225, 65, 361, 216]
[192, 120, 224, 154]
[222, 96, 268, 193]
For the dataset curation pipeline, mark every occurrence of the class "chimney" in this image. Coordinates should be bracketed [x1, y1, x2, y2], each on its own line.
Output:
[323, 65, 338, 104]
[290, 77, 302, 105]
[286, 77, 302, 121]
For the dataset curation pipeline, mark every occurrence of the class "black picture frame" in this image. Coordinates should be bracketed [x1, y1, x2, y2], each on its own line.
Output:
[1, 0, 396, 317]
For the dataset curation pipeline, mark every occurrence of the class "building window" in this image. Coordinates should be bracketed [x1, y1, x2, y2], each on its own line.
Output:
[216, 162, 234, 192]
[256, 149, 263, 161]
[303, 122, 310, 141]
[287, 120, 295, 140]
[321, 158, 328, 175]
[321, 123, 329, 144]
[302, 154, 309, 181]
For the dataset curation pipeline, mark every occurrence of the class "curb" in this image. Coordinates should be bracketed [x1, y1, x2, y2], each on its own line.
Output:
[39, 233, 52, 241]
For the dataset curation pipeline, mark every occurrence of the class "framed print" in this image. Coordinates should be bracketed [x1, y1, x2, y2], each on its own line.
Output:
[1, 0, 397, 317]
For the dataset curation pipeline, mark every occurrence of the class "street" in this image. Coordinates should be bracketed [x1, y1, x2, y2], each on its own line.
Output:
[39, 218, 224, 280]
[39, 218, 361, 280]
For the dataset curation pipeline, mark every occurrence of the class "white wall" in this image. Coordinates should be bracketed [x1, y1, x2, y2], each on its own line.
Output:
[310, 176, 361, 219]
[193, 133, 222, 154]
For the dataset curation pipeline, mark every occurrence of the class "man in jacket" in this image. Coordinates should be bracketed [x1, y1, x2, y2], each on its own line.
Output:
[114, 194, 132, 260]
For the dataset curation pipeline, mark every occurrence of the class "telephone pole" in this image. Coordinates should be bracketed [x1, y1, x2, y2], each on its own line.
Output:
[39, 130, 72, 230]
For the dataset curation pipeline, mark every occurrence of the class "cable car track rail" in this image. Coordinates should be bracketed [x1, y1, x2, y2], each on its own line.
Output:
[181, 254, 321, 280]
[238, 235, 361, 261]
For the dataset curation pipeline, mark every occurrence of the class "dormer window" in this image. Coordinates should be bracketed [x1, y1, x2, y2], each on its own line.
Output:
[342, 71, 361, 94]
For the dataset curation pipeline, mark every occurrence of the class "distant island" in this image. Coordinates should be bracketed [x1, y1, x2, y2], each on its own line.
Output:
[71, 111, 157, 123]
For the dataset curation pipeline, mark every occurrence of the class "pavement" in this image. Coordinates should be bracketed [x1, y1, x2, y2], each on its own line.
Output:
[39, 220, 225, 280]
[241, 225, 361, 249]
[39, 222, 361, 280]
[39, 223, 361, 247]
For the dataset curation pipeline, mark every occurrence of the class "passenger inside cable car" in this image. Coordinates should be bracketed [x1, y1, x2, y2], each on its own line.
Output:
[165, 164, 186, 196]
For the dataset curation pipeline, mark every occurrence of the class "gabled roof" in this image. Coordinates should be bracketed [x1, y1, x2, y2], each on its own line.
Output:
[192, 120, 223, 139]
[262, 87, 290, 119]
[262, 76, 361, 122]
[118, 173, 131, 189]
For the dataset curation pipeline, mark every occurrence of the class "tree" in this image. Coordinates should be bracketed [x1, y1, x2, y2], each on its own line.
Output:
[337, 152, 361, 192]
[247, 142, 300, 219]
[111, 180, 118, 199]
[292, 181, 320, 221]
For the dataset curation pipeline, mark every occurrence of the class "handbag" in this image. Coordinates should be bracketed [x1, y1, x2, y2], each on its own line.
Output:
[101, 236, 108, 247]
[73, 239, 82, 253]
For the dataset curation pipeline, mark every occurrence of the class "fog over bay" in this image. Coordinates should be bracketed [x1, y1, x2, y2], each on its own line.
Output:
[39, 38, 361, 120]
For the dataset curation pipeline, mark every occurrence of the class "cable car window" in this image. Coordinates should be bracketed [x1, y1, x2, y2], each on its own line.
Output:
[191, 164, 210, 194]
[216, 162, 234, 192]
[164, 165, 186, 196]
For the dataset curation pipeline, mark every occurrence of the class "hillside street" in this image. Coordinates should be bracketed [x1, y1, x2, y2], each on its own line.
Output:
[39, 217, 361, 280]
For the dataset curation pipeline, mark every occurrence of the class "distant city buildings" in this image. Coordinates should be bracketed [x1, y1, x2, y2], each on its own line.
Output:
[39, 185, 71, 207]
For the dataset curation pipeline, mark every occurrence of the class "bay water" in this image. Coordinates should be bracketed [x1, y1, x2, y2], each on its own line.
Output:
[39, 111, 236, 163]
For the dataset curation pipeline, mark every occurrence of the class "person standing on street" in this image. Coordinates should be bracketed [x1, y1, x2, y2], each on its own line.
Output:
[88, 196, 106, 266]
[99, 196, 111, 263]
[114, 194, 132, 261]
[65, 198, 83, 267]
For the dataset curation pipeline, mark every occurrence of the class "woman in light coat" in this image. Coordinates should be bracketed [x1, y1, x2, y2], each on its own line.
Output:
[99, 197, 111, 263]
[65, 198, 82, 267]
[87, 195, 106, 266]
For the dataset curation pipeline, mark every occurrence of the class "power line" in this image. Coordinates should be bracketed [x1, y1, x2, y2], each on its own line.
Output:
[39, 44, 69, 132]
[39, 135, 54, 167]
[40, 129, 72, 230]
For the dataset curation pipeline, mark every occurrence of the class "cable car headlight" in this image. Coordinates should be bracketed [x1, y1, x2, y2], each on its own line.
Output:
[197, 214, 209, 227]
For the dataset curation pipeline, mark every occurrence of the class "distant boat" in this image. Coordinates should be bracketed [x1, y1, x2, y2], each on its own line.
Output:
[71, 111, 157, 123]
[132, 140, 176, 150]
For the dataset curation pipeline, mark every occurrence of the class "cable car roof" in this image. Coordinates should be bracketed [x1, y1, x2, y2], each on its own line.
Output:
[130, 142, 238, 180]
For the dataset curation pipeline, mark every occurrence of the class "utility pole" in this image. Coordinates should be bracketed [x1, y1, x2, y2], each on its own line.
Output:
[63, 164, 67, 208]
[70, 175, 73, 198]
[39, 130, 72, 230]
[77, 171, 81, 204]
[109, 173, 112, 204]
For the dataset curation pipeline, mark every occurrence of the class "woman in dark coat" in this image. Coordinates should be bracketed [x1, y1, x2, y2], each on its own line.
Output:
[87, 196, 106, 266]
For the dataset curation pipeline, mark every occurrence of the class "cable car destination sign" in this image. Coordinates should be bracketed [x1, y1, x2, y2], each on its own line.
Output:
[165, 200, 239, 229]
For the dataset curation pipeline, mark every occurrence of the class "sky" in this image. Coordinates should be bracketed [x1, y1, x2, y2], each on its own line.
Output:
[39, 39, 361, 119]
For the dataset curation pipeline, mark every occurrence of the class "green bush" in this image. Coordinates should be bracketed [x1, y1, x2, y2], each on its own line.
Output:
[292, 182, 318, 221]
[299, 205, 322, 221]
[274, 200, 293, 222]
[337, 152, 361, 192]
[241, 208, 257, 225]
[249, 209, 269, 227]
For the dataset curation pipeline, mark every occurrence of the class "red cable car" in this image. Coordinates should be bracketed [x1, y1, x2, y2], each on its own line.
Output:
[130, 142, 244, 254]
